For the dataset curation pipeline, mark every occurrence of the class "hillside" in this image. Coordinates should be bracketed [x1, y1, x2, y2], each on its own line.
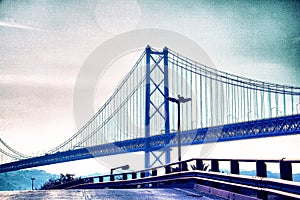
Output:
[0, 169, 58, 191]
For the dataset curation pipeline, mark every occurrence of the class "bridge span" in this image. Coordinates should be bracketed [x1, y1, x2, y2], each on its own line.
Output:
[1, 46, 300, 172]
[1, 114, 300, 173]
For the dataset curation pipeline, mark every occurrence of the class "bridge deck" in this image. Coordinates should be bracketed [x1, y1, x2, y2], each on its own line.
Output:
[1, 114, 300, 173]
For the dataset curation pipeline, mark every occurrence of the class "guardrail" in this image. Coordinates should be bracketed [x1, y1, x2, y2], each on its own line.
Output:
[45, 158, 300, 199]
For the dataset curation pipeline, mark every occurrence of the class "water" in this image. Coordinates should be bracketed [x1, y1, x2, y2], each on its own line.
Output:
[0, 188, 220, 200]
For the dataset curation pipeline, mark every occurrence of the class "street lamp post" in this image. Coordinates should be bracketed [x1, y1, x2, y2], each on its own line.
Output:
[31, 178, 35, 190]
[110, 164, 130, 175]
[167, 95, 192, 163]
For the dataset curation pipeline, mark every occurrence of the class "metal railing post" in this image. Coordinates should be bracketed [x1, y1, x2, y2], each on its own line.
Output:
[280, 160, 292, 181]
[196, 159, 204, 170]
[256, 161, 266, 177]
[230, 160, 239, 175]
[211, 160, 219, 172]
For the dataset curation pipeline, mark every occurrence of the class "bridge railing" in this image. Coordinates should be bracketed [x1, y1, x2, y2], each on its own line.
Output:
[46, 157, 300, 191]
[128, 158, 300, 182]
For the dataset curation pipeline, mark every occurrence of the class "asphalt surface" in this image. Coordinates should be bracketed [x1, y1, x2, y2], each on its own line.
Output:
[0, 188, 225, 200]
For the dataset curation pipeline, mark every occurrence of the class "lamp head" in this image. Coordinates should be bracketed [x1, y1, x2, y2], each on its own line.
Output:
[167, 97, 178, 103]
[121, 164, 129, 170]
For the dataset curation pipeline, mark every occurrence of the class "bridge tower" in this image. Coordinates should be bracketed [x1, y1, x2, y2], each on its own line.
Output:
[145, 46, 171, 169]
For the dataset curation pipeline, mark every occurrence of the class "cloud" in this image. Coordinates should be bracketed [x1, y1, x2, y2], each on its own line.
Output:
[0, 21, 44, 31]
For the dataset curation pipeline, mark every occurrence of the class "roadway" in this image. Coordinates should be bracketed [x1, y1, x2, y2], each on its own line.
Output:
[0, 188, 224, 200]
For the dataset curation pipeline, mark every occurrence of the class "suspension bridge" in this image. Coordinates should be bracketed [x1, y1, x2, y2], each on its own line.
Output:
[1, 46, 300, 174]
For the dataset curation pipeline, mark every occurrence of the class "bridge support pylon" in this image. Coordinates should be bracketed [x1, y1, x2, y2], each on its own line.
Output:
[145, 45, 170, 170]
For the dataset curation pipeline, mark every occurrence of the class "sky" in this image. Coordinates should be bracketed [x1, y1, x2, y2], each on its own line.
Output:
[1, 0, 300, 175]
